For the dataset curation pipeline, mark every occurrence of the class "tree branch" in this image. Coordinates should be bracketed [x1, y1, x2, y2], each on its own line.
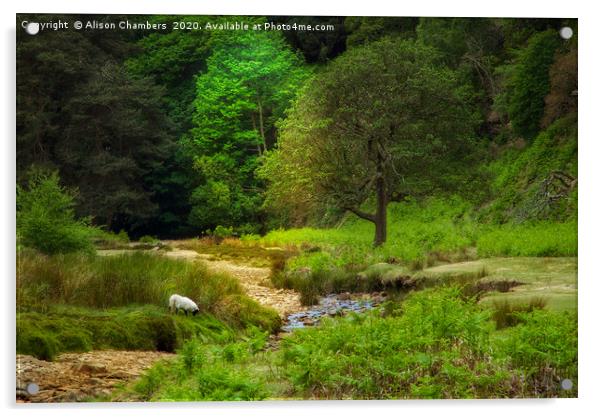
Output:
[345, 206, 376, 223]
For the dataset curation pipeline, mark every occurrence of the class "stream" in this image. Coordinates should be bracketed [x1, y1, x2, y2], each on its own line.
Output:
[282, 293, 383, 332]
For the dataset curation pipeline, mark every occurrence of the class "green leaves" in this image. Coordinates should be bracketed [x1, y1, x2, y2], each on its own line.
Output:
[506, 29, 561, 139]
[262, 38, 479, 230]
[17, 171, 95, 254]
[187, 30, 308, 232]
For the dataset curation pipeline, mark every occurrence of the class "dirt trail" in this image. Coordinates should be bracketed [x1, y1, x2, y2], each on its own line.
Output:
[203, 258, 303, 318]
[17, 350, 175, 403]
[161, 246, 304, 317]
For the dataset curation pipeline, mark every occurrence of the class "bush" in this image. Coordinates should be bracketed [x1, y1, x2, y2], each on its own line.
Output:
[139, 235, 160, 244]
[494, 309, 577, 397]
[17, 170, 95, 254]
[279, 287, 511, 399]
[130, 336, 270, 401]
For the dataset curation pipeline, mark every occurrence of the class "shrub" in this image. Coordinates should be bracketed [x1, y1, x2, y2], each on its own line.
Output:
[17, 170, 95, 254]
[279, 287, 511, 399]
[493, 309, 577, 397]
[139, 235, 160, 244]
[130, 337, 270, 401]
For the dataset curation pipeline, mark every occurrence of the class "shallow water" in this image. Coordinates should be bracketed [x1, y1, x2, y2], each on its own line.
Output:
[282, 294, 378, 332]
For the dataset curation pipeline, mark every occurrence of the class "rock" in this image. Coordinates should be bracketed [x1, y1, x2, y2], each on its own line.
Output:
[87, 377, 105, 386]
[109, 370, 138, 379]
[72, 361, 108, 375]
[339, 292, 351, 300]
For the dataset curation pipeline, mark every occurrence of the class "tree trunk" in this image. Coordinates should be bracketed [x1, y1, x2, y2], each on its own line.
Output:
[374, 173, 387, 247]
[257, 99, 267, 153]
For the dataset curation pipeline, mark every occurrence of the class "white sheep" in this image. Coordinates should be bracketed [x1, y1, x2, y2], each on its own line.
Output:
[169, 294, 199, 316]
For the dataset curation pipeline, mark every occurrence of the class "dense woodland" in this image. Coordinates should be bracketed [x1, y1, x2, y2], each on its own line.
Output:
[17, 15, 577, 242]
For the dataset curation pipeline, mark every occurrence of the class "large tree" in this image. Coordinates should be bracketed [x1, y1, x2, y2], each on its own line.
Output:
[261, 39, 479, 246]
[58, 62, 173, 231]
[186, 30, 308, 232]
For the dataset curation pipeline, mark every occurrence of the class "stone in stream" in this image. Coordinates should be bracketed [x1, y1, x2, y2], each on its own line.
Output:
[282, 293, 384, 332]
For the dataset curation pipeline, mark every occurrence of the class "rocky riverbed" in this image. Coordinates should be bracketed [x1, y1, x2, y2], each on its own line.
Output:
[282, 292, 386, 332]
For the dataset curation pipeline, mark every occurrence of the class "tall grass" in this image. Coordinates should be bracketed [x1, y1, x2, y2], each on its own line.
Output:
[260, 197, 576, 302]
[260, 198, 576, 267]
[476, 221, 577, 257]
[16, 305, 235, 360]
[17, 249, 241, 310]
[16, 249, 281, 359]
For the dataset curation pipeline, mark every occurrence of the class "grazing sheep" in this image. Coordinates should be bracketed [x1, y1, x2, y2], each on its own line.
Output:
[169, 294, 199, 316]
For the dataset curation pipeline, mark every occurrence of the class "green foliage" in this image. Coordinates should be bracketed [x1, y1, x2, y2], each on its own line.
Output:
[213, 225, 234, 239]
[485, 115, 577, 223]
[417, 18, 501, 68]
[139, 235, 160, 244]
[186, 29, 308, 232]
[17, 250, 280, 332]
[264, 197, 478, 267]
[262, 196, 576, 302]
[17, 170, 95, 254]
[16, 305, 234, 361]
[279, 287, 511, 399]
[130, 336, 270, 401]
[277, 287, 576, 399]
[260, 38, 481, 235]
[505, 29, 561, 139]
[345, 16, 418, 47]
[476, 221, 577, 257]
[494, 309, 577, 397]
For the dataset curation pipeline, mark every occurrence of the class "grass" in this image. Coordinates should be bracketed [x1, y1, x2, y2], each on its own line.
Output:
[16, 249, 281, 359]
[476, 221, 577, 257]
[257, 197, 576, 266]
[418, 257, 577, 312]
[251, 197, 576, 304]
[118, 328, 282, 401]
[17, 305, 235, 361]
[278, 287, 577, 399]
[124, 286, 577, 400]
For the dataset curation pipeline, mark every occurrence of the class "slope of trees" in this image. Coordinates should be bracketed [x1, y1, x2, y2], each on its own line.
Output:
[16, 15, 578, 239]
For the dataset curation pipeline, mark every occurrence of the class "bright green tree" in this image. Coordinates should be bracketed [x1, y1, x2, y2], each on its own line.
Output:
[17, 171, 94, 254]
[186, 30, 308, 232]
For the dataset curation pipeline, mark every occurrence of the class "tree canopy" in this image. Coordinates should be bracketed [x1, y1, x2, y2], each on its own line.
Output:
[261, 39, 479, 245]
[16, 15, 577, 239]
[185, 30, 308, 232]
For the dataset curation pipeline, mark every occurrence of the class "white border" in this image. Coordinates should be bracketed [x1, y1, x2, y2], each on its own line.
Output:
[2, 1, 600, 417]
